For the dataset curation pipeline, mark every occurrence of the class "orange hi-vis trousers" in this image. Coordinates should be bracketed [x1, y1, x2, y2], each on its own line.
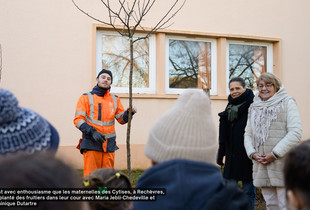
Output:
[83, 150, 115, 177]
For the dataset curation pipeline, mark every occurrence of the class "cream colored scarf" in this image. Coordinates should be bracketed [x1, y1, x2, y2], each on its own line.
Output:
[249, 86, 290, 150]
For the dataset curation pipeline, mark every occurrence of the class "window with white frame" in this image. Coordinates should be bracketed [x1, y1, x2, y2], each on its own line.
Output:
[165, 36, 217, 95]
[226, 41, 273, 93]
[96, 31, 156, 94]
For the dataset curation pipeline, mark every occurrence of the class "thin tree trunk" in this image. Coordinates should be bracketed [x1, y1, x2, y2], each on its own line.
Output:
[126, 36, 134, 180]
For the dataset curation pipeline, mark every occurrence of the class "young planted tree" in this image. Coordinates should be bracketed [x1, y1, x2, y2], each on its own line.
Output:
[72, 0, 186, 179]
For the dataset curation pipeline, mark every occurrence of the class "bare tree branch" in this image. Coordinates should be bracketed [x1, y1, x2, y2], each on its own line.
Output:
[133, 0, 185, 42]
[101, 0, 128, 27]
[131, 0, 155, 35]
[128, 0, 138, 17]
[73, 0, 185, 40]
[141, 0, 156, 17]
[132, 10, 139, 24]
[118, 0, 129, 17]
[116, 0, 130, 26]
[147, 0, 185, 32]
[72, 0, 126, 37]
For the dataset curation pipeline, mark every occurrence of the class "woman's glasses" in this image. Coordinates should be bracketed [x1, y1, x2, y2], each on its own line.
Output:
[257, 84, 273, 90]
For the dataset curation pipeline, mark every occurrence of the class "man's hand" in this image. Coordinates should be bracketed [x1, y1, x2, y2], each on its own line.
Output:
[127, 105, 137, 114]
[91, 130, 106, 143]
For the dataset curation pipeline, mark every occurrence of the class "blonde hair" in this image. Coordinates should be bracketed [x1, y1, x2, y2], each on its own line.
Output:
[256, 72, 282, 92]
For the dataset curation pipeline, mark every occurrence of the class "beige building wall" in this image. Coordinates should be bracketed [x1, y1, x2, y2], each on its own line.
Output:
[1, 0, 309, 170]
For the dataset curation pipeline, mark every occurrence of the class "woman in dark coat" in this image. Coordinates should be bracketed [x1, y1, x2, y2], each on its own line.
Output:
[217, 77, 255, 210]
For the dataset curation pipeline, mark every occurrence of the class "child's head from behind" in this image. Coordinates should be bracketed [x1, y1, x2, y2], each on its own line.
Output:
[145, 89, 217, 165]
[0, 152, 84, 210]
[284, 140, 310, 210]
[83, 168, 132, 210]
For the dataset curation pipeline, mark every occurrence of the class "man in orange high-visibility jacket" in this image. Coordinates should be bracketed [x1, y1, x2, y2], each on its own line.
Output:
[74, 69, 137, 177]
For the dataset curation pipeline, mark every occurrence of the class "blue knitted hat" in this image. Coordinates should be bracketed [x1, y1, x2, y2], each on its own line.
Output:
[0, 89, 59, 155]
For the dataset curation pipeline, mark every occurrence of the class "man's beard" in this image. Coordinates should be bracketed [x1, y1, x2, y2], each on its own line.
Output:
[97, 84, 110, 91]
[98, 84, 110, 90]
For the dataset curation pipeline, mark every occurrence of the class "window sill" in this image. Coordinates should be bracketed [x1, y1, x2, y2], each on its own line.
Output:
[113, 93, 228, 100]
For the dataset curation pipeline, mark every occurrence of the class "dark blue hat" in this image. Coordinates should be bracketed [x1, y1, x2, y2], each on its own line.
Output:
[0, 89, 59, 155]
[97, 69, 113, 84]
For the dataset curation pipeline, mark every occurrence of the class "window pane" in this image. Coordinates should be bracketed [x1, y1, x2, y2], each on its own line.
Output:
[229, 44, 267, 89]
[101, 35, 149, 88]
[168, 40, 211, 89]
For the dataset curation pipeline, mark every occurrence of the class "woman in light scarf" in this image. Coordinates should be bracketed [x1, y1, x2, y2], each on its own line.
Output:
[244, 72, 302, 210]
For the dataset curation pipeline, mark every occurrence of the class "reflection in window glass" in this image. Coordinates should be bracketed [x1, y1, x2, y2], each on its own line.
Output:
[169, 40, 211, 89]
[101, 35, 149, 88]
[229, 44, 267, 89]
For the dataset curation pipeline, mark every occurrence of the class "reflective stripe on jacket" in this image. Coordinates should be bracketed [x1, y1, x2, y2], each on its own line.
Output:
[74, 90, 127, 152]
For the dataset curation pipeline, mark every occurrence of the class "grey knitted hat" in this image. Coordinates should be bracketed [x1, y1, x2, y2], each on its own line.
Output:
[145, 89, 217, 164]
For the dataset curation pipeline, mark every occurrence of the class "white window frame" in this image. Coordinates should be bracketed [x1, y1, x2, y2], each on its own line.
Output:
[165, 35, 217, 95]
[96, 30, 156, 94]
[226, 40, 273, 95]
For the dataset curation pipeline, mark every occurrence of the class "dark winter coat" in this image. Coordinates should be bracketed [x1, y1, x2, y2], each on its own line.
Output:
[217, 89, 254, 181]
[134, 159, 250, 210]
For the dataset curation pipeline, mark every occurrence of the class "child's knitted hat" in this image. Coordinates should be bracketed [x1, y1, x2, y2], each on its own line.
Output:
[145, 89, 217, 164]
[0, 89, 59, 155]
